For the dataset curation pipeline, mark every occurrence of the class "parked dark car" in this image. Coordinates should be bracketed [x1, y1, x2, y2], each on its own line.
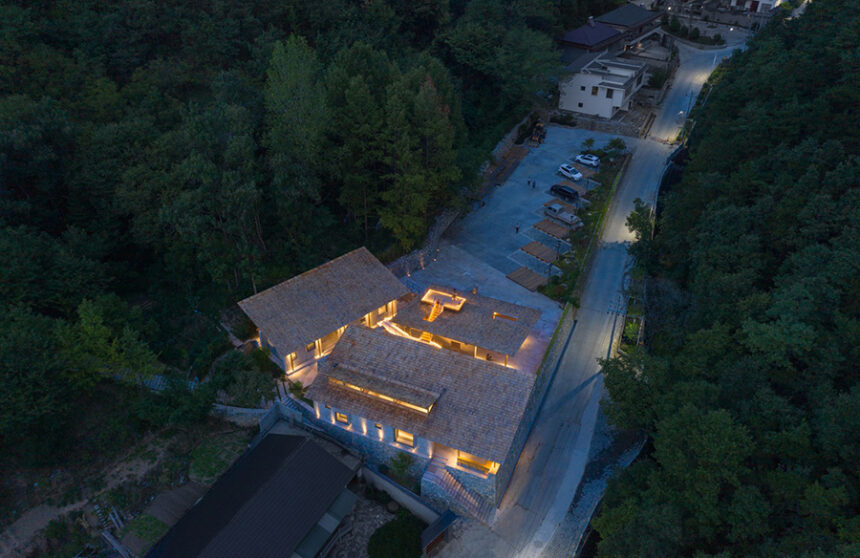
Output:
[550, 183, 580, 203]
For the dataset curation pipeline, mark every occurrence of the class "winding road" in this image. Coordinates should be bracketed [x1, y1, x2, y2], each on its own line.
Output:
[438, 36, 748, 558]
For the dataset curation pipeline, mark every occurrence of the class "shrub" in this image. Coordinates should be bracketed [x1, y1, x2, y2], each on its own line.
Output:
[389, 452, 414, 486]
[368, 509, 426, 558]
[714, 33, 723, 44]
[647, 67, 668, 88]
[669, 15, 680, 32]
[550, 112, 576, 126]
[690, 27, 700, 40]
[679, 25, 689, 38]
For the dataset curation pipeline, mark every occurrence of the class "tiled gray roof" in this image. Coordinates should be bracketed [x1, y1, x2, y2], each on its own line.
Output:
[307, 326, 535, 463]
[559, 21, 620, 47]
[595, 4, 660, 28]
[392, 285, 541, 356]
[238, 247, 409, 356]
[146, 435, 355, 558]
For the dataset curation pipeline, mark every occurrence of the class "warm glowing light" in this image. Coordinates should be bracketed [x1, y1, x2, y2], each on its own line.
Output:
[329, 378, 432, 414]
[395, 429, 415, 447]
[492, 312, 518, 322]
[380, 319, 442, 348]
[421, 289, 466, 312]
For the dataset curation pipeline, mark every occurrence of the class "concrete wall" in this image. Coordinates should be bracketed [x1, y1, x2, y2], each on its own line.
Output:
[560, 73, 618, 118]
[211, 403, 271, 427]
[362, 466, 440, 524]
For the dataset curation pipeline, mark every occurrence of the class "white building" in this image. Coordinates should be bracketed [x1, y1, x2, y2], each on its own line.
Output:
[559, 53, 647, 119]
[730, 0, 781, 14]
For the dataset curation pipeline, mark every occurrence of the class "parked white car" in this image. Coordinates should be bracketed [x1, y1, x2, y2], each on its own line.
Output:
[545, 203, 583, 229]
[558, 163, 583, 181]
[575, 153, 600, 167]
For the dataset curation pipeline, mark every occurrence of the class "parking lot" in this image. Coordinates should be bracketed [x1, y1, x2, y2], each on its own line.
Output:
[404, 125, 641, 349]
[445, 125, 637, 277]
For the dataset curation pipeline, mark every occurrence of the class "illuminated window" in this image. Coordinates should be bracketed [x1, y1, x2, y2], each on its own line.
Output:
[395, 429, 414, 447]
[378, 305, 386, 314]
[591, 86, 598, 96]
[457, 451, 494, 474]
[324, 404, 331, 409]
[335, 412, 349, 424]
[306, 342, 315, 352]
[375, 423, 383, 429]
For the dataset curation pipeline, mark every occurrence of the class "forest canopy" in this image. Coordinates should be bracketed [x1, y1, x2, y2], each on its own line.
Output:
[0, 0, 622, 467]
[596, 1, 860, 556]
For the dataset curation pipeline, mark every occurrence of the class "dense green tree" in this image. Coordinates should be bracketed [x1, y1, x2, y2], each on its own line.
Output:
[0, 308, 72, 461]
[380, 60, 462, 248]
[0, 0, 605, 469]
[598, 1, 860, 555]
[57, 297, 163, 388]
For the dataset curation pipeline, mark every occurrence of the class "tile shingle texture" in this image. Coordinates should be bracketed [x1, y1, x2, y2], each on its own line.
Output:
[392, 285, 542, 356]
[307, 326, 535, 464]
[238, 247, 409, 356]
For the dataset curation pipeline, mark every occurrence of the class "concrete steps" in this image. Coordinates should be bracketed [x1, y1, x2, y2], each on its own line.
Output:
[424, 460, 495, 523]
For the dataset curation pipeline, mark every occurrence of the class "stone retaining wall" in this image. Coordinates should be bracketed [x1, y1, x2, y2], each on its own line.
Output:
[315, 419, 430, 479]
[362, 466, 440, 524]
[494, 303, 577, 503]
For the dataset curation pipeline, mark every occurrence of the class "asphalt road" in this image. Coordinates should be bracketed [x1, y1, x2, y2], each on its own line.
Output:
[438, 38, 748, 558]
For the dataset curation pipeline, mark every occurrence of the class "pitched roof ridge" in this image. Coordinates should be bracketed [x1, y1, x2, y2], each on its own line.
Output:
[332, 363, 442, 401]
[240, 246, 371, 304]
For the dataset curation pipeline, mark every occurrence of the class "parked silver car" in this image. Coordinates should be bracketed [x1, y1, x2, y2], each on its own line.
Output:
[575, 153, 600, 167]
[544, 203, 583, 229]
[558, 163, 583, 181]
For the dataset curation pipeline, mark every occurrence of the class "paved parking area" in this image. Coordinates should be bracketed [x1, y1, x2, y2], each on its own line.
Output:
[445, 126, 639, 276]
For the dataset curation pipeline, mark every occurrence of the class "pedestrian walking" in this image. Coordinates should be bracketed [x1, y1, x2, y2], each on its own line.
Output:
[532, 179, 536, 190]
[515, 224, 520, 234]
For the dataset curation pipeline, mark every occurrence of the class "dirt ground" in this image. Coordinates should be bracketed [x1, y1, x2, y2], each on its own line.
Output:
[0, 421, 253, 558]
[327, 485, 395, 558]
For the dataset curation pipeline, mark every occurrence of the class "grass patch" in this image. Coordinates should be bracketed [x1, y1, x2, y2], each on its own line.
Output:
[122, 513, 168, 546]
[368, 509, 427, 558]
[188, 431, 249, 482]
[540, 153, 630, 305]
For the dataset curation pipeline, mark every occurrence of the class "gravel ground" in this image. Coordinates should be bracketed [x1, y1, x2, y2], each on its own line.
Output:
[539, 407, 646, 558]
[328, 489, 394, 558]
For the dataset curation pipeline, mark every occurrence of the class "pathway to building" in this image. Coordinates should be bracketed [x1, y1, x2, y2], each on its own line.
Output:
[435, 38, 747, 558]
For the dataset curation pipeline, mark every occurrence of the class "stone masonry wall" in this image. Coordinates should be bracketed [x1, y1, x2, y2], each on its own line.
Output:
[495, 303, 577, 502]
[447, 466, 496, 503]
[315, 418, 430, 479]
[420, 477, 452, 515]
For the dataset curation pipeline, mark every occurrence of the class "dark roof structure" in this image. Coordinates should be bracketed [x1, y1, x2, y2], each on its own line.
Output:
[146, 434, 356, 558]
[595, 4, 661, 29]
[238, 247, 409, 356]
[558, 20, 620, 50]
[307, 325, 535, 463]
[393, 285, 541, 356]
